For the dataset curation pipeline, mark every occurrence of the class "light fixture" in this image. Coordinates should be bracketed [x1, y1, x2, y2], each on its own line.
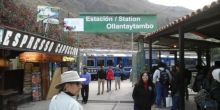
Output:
[0, 58, 8, 67]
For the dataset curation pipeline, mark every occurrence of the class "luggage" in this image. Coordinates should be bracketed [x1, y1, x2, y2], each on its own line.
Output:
[195, 89, 218, 110]
[198, 99, 218, 110]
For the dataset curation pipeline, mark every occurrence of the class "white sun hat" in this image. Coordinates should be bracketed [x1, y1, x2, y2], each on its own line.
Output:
[55, 71, 86, 89]
[212, 68, 220, 83]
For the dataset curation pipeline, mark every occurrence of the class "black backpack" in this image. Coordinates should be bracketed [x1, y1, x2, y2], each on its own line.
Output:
[159, 69, 170, 85]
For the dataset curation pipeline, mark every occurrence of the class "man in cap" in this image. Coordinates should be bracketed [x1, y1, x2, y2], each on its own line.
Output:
[80, 67, 91, 104]
[49, 71, 86, 110]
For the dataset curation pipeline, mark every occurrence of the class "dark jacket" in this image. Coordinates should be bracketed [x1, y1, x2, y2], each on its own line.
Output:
[132, 82, 155, 110]
[171, 72, 181, 95]
[97, 69, 106, 79]
[210, 80, 220, 110]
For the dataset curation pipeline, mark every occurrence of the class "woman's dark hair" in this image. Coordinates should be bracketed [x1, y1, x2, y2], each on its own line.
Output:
[58, 84, 65, 93]
[137, 72, 153, 86]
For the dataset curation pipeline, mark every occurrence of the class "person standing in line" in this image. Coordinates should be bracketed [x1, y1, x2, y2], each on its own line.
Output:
[170, 65, 181, 110]
[49, 71, 86, 110]
[97, 65, 106, 95]
[106, 66, 114, 92]
[80, 67, 91, 104]
[114, 65, 122, 90]
[153, 62, 172, 108]
[132, 72, 155, 110]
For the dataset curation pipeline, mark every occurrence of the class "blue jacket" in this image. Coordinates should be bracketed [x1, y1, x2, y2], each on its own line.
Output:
[114, 69, 123, 77]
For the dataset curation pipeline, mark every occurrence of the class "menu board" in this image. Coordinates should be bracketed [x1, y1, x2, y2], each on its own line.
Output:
[23, 63, 33, 94]
[32, 68, 42, 101]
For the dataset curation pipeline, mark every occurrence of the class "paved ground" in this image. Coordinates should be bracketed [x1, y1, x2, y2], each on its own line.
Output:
[18, 80, 197, 110]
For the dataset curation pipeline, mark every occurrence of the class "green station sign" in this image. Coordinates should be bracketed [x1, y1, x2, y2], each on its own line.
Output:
[80, 13, 157, 32]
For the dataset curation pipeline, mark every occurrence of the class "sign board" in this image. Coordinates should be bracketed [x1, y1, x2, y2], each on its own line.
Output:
[80, 13, 157, 32]
[0, 27, 78, 56]
[64, 18, 84, 32]
[37, 5, 60, 24]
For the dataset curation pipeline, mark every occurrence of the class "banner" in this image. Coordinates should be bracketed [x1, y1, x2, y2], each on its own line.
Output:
[37, 5, 60, 24]
[80, 13, 157, 32]
[64, 18, 84, 32]
[0, 27, 78, 56]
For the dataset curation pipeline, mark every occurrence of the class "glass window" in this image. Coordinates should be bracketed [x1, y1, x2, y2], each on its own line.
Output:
[87, 60, 94, 66]
[97, 59, 104, 66]
[107, 60, 113, 66]
[126, 58, 132, 66]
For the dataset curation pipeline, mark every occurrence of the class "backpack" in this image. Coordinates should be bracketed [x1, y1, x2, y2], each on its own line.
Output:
[159, 69, 170, 85]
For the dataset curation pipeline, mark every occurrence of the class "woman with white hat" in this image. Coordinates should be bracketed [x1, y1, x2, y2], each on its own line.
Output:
[49, 71, 86, 110]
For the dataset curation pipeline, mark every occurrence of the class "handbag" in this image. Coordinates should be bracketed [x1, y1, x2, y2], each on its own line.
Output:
[166, 95, 172, 107]
[194, 88, 219, 110]
[194, 89, 209, 103]
[199, 98, 218, 110]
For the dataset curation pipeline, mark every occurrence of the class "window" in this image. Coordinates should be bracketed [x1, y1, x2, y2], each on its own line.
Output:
[126, 58, 132, 66]
[87, 60, 94, 66]
[97, 59, 104, 66]
[107, 60, 113, 66]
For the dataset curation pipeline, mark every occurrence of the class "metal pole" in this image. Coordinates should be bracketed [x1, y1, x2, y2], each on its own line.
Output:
[158, 50, 161, 62]
[131, 33, 134, 51]
[197, 48, 202, 67]
[76, 32, 80, 74]
[174, 50, 177, 66]
[179, 27, 185, 110]
[149, 39, 152, 72]
[61, 62, 63, 74]
[206, 49, 210, 68]
[44, 22, 49, 37]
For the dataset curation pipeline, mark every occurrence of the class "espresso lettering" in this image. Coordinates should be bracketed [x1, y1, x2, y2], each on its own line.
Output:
[19, 35, 28, 48]
[58, 44, 64, 53]
[3, 30, 13, 46]
[55, 43, 61, 53]
[48, 42, 54, 52]
[33, 38, 41, 50]
[26, 36, 35, 49]
[44, 41, 50, 51]
[12, 33, 21, 47]
[38, 39, 46, 50]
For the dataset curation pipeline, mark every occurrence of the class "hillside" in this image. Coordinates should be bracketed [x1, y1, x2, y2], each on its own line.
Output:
[14, 0, 192, 49]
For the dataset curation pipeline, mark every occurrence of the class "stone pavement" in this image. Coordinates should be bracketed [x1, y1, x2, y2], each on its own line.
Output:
[18, 80, 197, 110]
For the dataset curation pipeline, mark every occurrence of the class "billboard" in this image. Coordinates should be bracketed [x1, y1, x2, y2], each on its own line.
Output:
[37, 5, 60, 24]
[0, 27, 78, 56]
[80, 13, 157, 32]
[64, 18, 84, 32]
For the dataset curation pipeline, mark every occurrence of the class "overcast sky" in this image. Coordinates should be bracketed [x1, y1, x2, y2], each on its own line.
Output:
[148, 0, 217, 10]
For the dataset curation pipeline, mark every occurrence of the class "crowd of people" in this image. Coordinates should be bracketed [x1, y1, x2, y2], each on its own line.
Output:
[48, 61, 220, 110]
[132, 61, 220, 110]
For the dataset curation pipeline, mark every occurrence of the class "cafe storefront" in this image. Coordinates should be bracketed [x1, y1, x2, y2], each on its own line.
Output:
[0, 26, 78, 108]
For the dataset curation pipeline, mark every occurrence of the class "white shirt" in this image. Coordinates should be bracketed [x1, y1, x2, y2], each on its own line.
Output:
[153, 67, 172, 84]
[49, 92, 83, 110]
[212, 68, 220, 83]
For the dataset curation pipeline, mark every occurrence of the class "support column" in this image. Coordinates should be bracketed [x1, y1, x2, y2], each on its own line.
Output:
[149, 39, 152, 72]
[174, 51, 178, 65]
[179, 27, 185, 110]
[197, 48, 202, 67]
[206, 49, 210, 68]
[158, 50, 161, 62]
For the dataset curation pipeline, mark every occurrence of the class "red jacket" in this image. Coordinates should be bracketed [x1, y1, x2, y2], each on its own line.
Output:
[106, 69, 114, 80]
